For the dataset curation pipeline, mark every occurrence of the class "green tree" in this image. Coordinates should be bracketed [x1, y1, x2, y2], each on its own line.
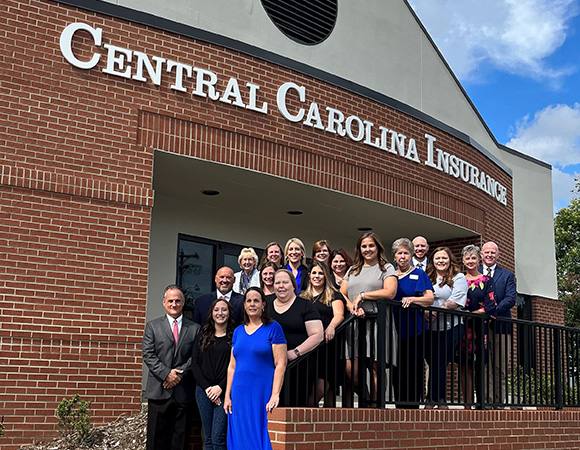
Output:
[554, 192, 580, 327]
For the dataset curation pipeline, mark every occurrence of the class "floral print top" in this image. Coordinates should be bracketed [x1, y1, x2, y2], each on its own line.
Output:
[465, 274, 496, 315]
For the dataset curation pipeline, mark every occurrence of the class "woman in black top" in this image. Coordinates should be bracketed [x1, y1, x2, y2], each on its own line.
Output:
[269, 269, 323, 406]
[302, 261, 345, 405]
[192, 298, 234, 450]
[259, 260, 278, 302]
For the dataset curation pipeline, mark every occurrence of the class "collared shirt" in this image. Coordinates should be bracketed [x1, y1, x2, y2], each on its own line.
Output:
[166, 313, 183, 335]
[412, 257, 428, 270]
[483, 264, 497, 278]
[217, 290, 232, 301]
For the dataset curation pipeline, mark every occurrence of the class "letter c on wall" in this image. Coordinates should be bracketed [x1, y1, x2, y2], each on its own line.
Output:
[60, 22, 102, 70]
[277, 82, 306, 122]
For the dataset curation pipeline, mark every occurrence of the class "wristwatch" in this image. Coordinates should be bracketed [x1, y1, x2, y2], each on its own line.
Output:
[293, 348, 301, 357]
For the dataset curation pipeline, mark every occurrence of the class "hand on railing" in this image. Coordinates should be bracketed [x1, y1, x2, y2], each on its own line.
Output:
[325, 325, 336, 342]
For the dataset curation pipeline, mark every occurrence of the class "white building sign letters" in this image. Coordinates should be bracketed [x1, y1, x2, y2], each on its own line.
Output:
[60, 22, 508, 206]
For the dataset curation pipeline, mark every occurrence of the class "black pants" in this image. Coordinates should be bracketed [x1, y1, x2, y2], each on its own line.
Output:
[146, 397, 193, 450]
[426, 325, 464, 403]
[394, 335, 425, 408]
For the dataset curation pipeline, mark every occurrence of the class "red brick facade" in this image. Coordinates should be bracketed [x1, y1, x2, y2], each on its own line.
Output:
[269, 408, 580, 449]
[0, 0, 561, 447]
[532, 297, 566, 326]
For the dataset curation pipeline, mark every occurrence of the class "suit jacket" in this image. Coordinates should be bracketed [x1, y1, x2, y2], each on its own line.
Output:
[192, 291, 244, 325]
[142, 315, 199, 403]
[481, 264, 517, 333]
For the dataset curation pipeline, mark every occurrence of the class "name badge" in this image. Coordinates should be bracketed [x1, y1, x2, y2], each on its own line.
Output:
[409, 274, 419, 280]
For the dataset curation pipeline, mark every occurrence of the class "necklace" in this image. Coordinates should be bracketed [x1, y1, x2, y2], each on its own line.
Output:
[274, 296, 295, 310]
[397, 266, 414, 278]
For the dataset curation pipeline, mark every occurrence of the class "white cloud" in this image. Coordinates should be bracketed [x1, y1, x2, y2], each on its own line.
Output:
[506, 103, 580, 211]
[507, 104, 580, 166]
[552, 167, 578, 211]
[410, 0, 577, 81]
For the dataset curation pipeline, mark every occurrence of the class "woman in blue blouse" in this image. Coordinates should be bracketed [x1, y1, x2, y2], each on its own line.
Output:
[392, 238, 434, 408]
[283, 238, 309, 295]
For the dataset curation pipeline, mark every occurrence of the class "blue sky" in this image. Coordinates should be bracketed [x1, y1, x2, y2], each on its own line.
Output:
[410, 0, 580, 212]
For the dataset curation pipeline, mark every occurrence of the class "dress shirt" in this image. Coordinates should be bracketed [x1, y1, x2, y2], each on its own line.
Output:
[483, 264, 496, 278]
[412, 257, 428, 270]
[166, 313, 183, 335]
[217, 290, 232, 301]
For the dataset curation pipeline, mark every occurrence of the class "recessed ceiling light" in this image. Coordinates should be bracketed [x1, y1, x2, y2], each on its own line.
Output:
[201, 190, 220, 196]
[286, 210, 303, 215]
[357, 227, 373, 232]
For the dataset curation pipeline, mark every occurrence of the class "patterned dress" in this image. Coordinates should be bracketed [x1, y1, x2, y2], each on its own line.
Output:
[460, 274, 496, 361]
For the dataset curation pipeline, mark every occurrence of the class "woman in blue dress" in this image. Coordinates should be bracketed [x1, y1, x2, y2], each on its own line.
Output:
[224, 287, 287, 450]
[392, 238, 434, 408]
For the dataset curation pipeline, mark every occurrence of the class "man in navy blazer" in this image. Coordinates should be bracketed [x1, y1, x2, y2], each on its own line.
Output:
[143, 285, 200, 450]
[192, 266, 244, 325]
[481, 241, 517, 404]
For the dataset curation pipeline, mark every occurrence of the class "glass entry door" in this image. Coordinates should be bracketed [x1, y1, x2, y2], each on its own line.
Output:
[176, 234, 262, 307]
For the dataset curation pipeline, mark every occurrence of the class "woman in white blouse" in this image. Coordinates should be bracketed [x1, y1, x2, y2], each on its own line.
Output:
[233, 247, 261, 295]
[425, 246, 467, 406]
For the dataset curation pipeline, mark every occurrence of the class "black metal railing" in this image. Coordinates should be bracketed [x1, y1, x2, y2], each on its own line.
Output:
[281, 300, 580, 409]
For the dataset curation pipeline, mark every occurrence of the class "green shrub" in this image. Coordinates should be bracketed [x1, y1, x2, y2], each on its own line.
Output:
[507, 367, 555, 405]
[55, 395, 92, 444]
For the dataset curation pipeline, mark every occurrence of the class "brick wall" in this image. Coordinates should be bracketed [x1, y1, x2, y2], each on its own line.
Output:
[532, 297, 565, 326]
[0, 186, 150, 448]
[0, 0, 522, 447]
[269, 408, 580, 449]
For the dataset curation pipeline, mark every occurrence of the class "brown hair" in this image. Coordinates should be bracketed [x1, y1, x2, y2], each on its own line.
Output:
[259, 261, 279, 289]
[311, 239, 332, 260]
[242, 287, 272, 325]
[199, 298, 235, 351]
[427, 246, 461, 288]
[350, 232, 390, 277]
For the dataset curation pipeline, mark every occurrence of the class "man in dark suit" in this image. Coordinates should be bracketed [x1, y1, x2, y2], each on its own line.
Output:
[192, 266, 244, 325]
[481, 241, 517, 405]
[143, 285, 200, 450]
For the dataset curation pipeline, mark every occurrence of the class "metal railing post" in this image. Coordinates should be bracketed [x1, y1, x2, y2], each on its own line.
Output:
[554, 328, 563, 410]
[477, 315, 486, 409]
[376, 301, 386, 408]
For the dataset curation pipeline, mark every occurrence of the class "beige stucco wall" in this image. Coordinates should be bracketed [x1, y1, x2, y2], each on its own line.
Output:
[498, 152, 558, 299]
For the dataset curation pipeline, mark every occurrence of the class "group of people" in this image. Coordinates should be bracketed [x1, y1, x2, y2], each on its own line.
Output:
[142, 234, 516, 450]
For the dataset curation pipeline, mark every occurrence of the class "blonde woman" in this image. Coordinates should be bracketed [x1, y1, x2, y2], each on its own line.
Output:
[284, 238, 309, 294]
[302, 261, 344, 405]
[233, 247, 260, 295]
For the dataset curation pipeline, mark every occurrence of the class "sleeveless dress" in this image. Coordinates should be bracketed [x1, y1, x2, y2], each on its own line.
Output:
[227, 321, 286, 450]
